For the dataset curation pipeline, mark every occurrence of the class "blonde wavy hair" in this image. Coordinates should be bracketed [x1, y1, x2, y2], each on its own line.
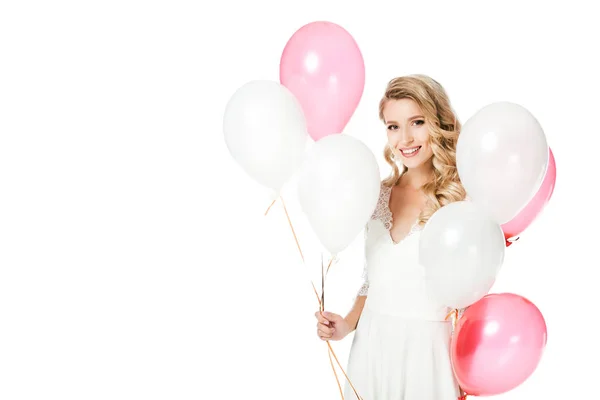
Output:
[379, 74, 466, 225]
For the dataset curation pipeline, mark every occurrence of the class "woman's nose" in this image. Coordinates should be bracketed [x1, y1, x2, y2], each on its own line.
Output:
[398, 129, 414, 145]
[390, 128, 413, 147]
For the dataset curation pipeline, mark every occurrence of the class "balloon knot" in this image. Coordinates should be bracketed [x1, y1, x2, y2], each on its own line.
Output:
[505, 236, 520, 247]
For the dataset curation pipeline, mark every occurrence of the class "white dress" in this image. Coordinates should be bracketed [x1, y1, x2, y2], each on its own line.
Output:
[343, 183, 461, 400]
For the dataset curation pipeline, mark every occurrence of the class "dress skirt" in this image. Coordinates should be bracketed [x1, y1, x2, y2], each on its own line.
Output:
[343, 305, 460, 400]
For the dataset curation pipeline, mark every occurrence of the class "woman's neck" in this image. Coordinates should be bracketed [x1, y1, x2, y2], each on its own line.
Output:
[401, 161, 434, 189]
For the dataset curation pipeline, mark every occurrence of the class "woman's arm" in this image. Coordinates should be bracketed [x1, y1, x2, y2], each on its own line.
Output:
[343, 223, 370, 332]
[344, 295, 367, 331]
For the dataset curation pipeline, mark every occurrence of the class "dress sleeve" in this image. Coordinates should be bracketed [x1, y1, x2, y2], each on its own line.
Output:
[357, 225, 369, 296]
[357, 183, 390, 297]
[357, 268, 369, 296]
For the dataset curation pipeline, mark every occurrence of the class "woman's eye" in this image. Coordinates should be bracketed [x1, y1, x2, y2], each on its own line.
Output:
[413, 120, 425, 126]
[387, 125, 398, 131]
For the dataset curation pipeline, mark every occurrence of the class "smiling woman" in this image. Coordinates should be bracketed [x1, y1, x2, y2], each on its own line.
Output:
[314, 74, 468, 400]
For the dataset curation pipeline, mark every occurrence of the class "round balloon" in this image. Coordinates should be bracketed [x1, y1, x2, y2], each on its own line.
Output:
[419, 201, 505, 309]
[297, 134, 380, 255]
[280, 21, 365, 141]
[456, 102, 548, 224]
[223, 80, 308, 194]
[451, 293, 547, 396]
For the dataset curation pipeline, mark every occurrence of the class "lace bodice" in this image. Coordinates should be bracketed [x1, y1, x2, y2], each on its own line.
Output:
[370, 184, 393, 231]
[358, 183, 422, 296]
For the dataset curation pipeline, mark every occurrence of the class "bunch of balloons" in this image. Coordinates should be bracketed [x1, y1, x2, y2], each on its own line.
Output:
[223, 21, 382, 257]
[223, 21, 379, 399]
[419, 102, 556, 396]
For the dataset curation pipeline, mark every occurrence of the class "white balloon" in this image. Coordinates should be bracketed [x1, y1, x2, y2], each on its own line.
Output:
[297, 134, 380, 255]
[223, 80, 308, 194]
[456, 102, 548, 224]
[419, 201, 505, 310]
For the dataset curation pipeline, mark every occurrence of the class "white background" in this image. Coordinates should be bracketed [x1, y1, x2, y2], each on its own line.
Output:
[1, 0, 598, 399]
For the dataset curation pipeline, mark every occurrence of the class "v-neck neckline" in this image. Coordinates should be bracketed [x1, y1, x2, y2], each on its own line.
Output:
[385, 184, 422, 246]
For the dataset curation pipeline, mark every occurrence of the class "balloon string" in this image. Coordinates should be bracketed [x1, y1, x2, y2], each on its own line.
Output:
[264, 198, 277, 216]
[268, 197, 340, 397]
[280, 196, 305, 263]
[444, 309, 459, 328]
[321, 254, 325, 311]
[270, 196, 362, 400]
[279, 196, 346, 399]
[320, 254, 362, 400]
[328, 348, 344, 399]
[279, 196, 323, 302]
[327, 340, 363, 400]
[320, 254, 345, 398]
[321, 256, 334, 312]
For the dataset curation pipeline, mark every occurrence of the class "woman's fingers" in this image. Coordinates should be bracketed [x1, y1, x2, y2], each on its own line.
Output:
[315, 311, 337, 340]
[317, 322, 334, 335]
[318, 328, 334, 340]
[314, 311, 330, 326]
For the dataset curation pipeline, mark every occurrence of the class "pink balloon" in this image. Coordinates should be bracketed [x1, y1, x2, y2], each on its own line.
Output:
[502, 147, 556, 242]
[451, 293, 547, 396]
[280, 21, 365, 141]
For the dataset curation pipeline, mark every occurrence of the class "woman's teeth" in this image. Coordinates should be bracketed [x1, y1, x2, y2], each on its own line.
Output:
[401, 146, 421, 155]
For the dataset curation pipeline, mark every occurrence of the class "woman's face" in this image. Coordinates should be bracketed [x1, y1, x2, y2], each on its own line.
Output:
[382, 98, 434, 169]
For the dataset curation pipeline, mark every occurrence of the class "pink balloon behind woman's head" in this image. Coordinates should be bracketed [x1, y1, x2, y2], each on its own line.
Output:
[280, 21, 365, 141]
[451, 293, 547, 396]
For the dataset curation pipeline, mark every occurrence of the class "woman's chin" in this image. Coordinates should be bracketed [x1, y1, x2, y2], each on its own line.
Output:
[401, 154, 433, 170]
[402, 158, 425, 169]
